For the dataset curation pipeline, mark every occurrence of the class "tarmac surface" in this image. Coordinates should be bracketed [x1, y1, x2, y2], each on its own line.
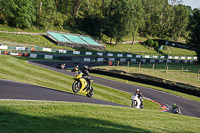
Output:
[0, 60, 200, 118]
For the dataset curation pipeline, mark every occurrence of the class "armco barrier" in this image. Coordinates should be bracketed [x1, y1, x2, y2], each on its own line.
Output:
[0, 44, 198, 61]
[90, 69, 200, 97]
[0, 50, 197, 64]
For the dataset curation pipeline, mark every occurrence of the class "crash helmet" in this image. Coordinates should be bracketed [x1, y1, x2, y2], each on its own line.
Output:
[82, 65, 88, 72]
[136, 89, 140, 93]
[173, 103, 176, 106]
[76, 65, 79, 68]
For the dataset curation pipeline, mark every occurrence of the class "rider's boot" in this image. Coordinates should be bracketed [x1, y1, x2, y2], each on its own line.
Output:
[87, 80, 91, 91]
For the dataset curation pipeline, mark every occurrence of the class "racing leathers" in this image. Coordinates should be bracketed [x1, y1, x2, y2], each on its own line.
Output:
[82, 70, 91, 90]
[134, 92, 143, 106]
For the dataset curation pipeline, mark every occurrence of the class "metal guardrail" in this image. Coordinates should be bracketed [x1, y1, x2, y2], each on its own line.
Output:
[0, 44, 198, 61]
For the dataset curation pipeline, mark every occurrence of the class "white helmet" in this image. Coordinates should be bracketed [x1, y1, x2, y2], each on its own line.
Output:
[136, 89, 140, 92]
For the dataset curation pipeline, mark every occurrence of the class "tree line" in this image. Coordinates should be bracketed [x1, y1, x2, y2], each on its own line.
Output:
[0, 0, 199, 62]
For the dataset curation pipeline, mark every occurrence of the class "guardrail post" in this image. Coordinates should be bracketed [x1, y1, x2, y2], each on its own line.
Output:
[139, 62, 141, 69]
[181, 67, 184, 74]
[127, 61, 129, 67]
[165, 65, 168, 73]
[152, 64, 155, 70]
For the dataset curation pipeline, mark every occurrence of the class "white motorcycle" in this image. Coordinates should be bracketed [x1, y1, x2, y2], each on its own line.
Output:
[131, 94, 143, 109]
[172, 107, 182, 115]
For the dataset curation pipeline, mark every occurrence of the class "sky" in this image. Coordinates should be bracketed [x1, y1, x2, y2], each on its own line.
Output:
[181, 0, 200, 9]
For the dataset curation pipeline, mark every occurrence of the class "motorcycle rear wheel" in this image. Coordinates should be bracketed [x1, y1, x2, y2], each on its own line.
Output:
[86, 86, 94, 98]
[72, 81, 81, 93]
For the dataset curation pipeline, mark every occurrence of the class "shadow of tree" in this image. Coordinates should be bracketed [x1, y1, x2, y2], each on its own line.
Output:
[0, 108, 152, 133]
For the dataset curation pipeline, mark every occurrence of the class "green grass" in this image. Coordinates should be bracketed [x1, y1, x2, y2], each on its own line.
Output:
[0, 32, 158, 55]
[0, 25, 43, 33]
[94, 64, 200, 88]
[0, 33, 74, 50]
[160, 46, 196, 56]
[0, 100, 199, 133]
[92, 64, 200, 103]
[0, 55, 160, 110]
[0, 26, 196, 56]
[105, 43, 159, 55]
[91, 72, 200, 103]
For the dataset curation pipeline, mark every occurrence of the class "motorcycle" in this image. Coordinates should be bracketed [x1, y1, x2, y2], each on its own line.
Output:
[72, 71, 94, 98]
[57, 63, 65, 69]
[172, 107, 181, 115]
[131, 94, 143, 109]
[71, 67, 78, 72]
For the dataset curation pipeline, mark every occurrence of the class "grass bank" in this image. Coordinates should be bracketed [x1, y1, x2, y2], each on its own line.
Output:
[0, 25, 196, 56]
[92, 64, 200, 103]
[0, 32, 74, 50]
[0, 55, 159, 110]
[94, 64, 200, 88]
[0, 100, 199, 133]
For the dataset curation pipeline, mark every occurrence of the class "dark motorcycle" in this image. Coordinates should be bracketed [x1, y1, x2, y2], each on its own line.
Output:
[57, 63, 65, 69]
[172, 107, 181, 115]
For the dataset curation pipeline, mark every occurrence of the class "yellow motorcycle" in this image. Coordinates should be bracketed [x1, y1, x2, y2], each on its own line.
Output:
[72, 71, 94, 98]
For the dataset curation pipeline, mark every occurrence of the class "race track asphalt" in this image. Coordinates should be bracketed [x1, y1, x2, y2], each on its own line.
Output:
[1, 60, 200, 118]
[0, 79, 125, 107]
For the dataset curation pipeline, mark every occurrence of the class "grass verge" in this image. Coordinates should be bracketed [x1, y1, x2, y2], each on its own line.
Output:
[93, 64, 200, 88]
[91, 66, 200, 103]
[0, 55, 160, 110]
[0, 30, 196, 56]
[0, 100, 199, 133]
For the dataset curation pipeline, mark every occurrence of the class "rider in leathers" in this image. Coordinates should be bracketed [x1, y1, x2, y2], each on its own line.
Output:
[134, 89, 143, 107]
[82, 65, 91, 90]
[172, 103, 179, 112]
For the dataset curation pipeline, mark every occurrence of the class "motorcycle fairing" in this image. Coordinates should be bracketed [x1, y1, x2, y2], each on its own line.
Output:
[79, 78, 87, 94]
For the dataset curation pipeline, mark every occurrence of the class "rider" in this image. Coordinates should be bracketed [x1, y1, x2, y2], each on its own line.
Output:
[134, 89, 143, 107]
[73, 65, 79, 72]
[172, 103, 179, 110]
[61, 63, 65, 69]
[82, 65, 91, 90]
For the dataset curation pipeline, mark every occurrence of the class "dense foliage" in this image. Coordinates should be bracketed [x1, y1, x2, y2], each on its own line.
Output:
[187, 9, 200, 63]
[0, 0, 199, 61]
[0, 0, 190, 39]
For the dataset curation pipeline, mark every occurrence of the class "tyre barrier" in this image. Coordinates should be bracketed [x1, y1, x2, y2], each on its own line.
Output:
[0, 51, 30, 57]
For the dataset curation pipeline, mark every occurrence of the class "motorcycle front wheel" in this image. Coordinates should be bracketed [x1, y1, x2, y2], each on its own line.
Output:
[86, 86, 94, 98]
[131, 100, 137, 108]
[72, 81, 81, 93]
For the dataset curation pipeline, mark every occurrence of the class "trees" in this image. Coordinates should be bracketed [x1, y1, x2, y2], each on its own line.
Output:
[130, 0, 144, 44]
[0, 0, 15, 25]
[34, 0, 67, 30]
[0, 0, 196, 50]
[14, 0, 36, 28]
[170, 4, 189, 41]
[187, 9, 200, 63]
[77, 0, 106, 38]
[104, 0, 138, 45]
[141, 0, 170, 37]
[0, 0, 36, 28]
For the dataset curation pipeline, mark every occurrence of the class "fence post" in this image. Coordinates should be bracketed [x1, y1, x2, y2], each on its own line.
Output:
[117, 61, 119, 67]
[139, 62, 141, 69]
[165, 65, 168, 73]
[181, 67, 184, 74]
[127, 61, 130, 67]
[152, 64, 155, 70]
